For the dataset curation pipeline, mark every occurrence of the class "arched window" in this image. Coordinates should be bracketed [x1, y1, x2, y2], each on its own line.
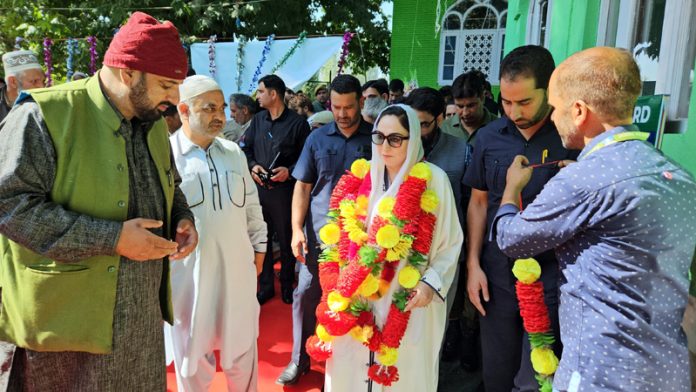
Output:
[438, 0, 507, 85]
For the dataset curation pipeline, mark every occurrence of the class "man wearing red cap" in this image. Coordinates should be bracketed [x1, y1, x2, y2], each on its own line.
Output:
[0, 12, 197, 390]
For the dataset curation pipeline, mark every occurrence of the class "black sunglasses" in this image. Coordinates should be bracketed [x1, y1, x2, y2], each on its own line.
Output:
[371, 131, 409, 148]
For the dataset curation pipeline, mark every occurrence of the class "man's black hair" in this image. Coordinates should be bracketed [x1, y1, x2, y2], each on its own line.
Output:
[439, 85, 452, 101]
[229, 93, 259, 114]
[331, 74, 362, 101]
[258, 74, 286, 97]
[499, 45, 555, 89]
[452, 70, 486, 99]
[362, 79, 389, 96]
[389, 78, 405, 92]
[404, 87, 445, 119]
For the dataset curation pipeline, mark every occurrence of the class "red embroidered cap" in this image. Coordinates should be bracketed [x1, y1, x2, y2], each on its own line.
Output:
[103, 12, 187, 80]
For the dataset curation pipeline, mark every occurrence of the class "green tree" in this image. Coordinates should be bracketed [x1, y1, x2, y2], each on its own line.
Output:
[0, 0, 391, 82]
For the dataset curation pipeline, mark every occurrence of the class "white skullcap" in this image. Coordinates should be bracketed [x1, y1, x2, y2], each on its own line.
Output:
[2, 50, 42, 76]
[179, 75, 222, 102]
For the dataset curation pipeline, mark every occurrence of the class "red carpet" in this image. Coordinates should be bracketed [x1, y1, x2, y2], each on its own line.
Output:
[166, 275, 324, 391]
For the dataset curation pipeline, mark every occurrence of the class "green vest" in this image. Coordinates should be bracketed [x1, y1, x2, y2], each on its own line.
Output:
[0, 74, 175, 354]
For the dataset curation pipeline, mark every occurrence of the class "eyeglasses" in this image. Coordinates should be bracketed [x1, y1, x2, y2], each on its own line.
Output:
[371, 131, 409, 148]
[419, 118, 436, 129]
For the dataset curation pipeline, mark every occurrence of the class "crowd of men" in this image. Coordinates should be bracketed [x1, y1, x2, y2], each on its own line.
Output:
[0, 10, 695, 392]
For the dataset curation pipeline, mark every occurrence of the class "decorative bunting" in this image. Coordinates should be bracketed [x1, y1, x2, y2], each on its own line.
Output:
[247, 34, 275, 94]
[270, 31, 307, 74]
[43, 37, 54, 87]
[208, 34, 217, 79]
[66, 38, 77, 81]
[337, 31, 354, 75]
[236, 36, 247, 91]
[87, 36, 98, 75]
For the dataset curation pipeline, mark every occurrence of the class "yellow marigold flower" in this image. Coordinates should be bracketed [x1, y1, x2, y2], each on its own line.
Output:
[327, 291, 351, 312]
[355, 195, 369, 216]
[349, 325, 374, 343]
[319, 223, 340, 245]
[316, 324, 334, 342]
[339, 201, 356, 219]
[512, 258, 541, 284]
[386, 237, 413, 261]
[398, 265, 421, 289]
[409, 162, 432, 182]
[377, 197, 396, 219]
[357, 273, 380, 297]
[376, 224, 400, 249]
[420, 189, 439, 213]
[348, 227, 368, 245]
[344, 218, 368, 245]
[530, 347, 559, 375]
[377, 345, 399, 366]
[351, 159, 370, 179]
[377, 279, 391, 297]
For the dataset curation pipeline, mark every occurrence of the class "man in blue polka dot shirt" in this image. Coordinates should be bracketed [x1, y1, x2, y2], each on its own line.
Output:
[494, 47, 696, 391]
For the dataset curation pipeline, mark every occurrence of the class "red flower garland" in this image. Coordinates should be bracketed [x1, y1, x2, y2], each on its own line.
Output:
[367, 365, 399, 386]
[318, 262, 339, 293]
[515, 281, 551, 334]
[336, 260, 372, 297]
[329, 172, 362, 210]
[392, 178, 427, 221]
[310, 161, 439, 388]
[305, 335, 332, 361]
[316, 302, 358, 336]
[412, 212, 436, 255]
[380, 304, 411, 347]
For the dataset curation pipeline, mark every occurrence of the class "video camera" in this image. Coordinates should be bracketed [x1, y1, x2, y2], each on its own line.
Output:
[257, 152, 280, 189]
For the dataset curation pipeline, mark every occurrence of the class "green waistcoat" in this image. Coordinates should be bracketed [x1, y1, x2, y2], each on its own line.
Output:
[0, 74, 175, 354]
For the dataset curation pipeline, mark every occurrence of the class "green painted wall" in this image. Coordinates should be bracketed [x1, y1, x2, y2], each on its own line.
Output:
[503, 0, 529, 55]
[547, 1, 601, 65]
[390, 0, 456, 88]
[661, 57, 696, 175]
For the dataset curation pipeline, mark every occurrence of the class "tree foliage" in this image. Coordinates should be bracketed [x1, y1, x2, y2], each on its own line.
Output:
[0, 0, 391, 81]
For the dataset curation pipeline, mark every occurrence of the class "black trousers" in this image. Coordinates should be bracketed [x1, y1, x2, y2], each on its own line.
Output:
[257, 184, 296, 293]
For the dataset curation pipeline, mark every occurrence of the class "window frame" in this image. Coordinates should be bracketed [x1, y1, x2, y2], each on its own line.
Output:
[599, 0, 696, 123]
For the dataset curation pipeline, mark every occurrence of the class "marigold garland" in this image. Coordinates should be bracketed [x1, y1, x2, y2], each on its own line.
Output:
[308, 159, 440, 387]
[513, 258, 558, 392]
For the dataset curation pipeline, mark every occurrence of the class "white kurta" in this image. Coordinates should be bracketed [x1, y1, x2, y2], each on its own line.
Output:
[325, 163, 464, 392]
[165, 131, 267, 384]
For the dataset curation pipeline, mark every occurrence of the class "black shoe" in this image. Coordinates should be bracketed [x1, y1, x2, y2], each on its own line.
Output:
[281, 287, 294, 304]
[257, 290, 274, 305]
[276, 362, 309, 385]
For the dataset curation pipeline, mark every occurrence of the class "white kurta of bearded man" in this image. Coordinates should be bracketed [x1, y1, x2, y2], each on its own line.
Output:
[325, 104, 464, 392]
[166, 129, 267, 390]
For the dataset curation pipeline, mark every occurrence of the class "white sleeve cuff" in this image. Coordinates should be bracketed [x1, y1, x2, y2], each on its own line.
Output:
[421, 268, 445, 302]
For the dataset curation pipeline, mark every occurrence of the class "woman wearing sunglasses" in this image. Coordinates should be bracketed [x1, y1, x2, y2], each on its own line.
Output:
[311, 104, 463, 391]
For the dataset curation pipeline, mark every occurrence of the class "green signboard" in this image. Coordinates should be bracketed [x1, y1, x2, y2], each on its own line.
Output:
[632, 95, 668, 149]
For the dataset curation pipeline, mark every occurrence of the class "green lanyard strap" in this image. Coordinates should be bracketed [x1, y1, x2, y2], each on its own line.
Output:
[584, 131, 650, 158]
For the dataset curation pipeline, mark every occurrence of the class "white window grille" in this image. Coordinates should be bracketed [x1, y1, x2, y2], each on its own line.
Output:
[438, 0, 508, 86]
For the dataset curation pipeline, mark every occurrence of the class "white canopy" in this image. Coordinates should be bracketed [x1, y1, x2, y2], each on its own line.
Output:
[191, 36, 343, 99]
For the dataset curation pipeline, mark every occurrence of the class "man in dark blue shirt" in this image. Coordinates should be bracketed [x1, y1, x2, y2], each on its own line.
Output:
[241, 75, 311, 305]
[462, 45, 578, 392]
[275, 75, 372, 385]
